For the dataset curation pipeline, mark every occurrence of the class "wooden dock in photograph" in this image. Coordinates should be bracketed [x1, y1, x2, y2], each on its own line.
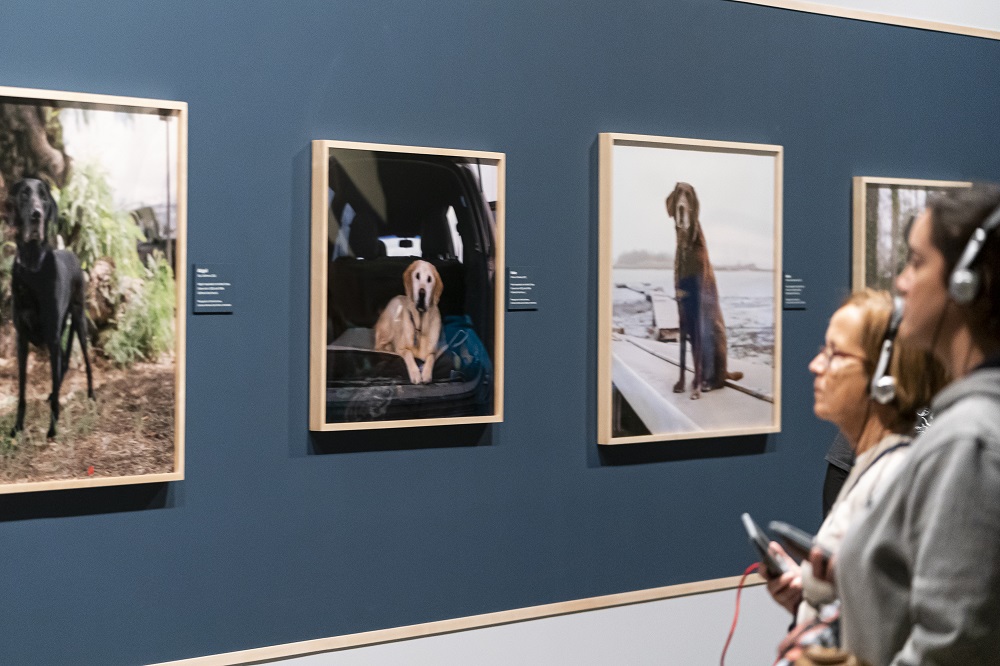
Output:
[611, 334, 773, 435]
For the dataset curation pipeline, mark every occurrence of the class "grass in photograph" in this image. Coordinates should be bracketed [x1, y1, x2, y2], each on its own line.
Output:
[0, 348, 174, 485]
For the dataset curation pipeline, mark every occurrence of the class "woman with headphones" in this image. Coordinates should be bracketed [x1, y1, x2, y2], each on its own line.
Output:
[762, 290, 945, 631]
[834, 184, 1000, 665]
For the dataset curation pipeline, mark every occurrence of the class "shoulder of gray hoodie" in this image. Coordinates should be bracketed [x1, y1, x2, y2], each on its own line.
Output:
[837, 367, 1000, 666]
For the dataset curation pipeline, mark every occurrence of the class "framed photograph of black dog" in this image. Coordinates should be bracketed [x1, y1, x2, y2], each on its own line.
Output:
[0, 86, 186, 492]
[309, 140, 505, 431]
[597, 133, 782, 445]
[852, 177, 972, 291]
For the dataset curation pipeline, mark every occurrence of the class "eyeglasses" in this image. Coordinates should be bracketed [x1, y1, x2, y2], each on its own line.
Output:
[815, 344, 868, 370]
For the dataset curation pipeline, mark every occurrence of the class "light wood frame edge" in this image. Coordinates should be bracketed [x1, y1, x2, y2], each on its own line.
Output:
[727, 0, 1000, 41]
[151, 573, 765, 666]
[174, 98, 188, 481]
[0, 85, 187, 494]
[0, 85, 188, 111]
[596, 133, 783, 445]
[492, 155, 506, 423]
[851, 176, 973, 292]
[308, 142, 329, 430]
[772, 146, 784, 437]
[596, 134, 614, 444]
[308, 139, 506, 432]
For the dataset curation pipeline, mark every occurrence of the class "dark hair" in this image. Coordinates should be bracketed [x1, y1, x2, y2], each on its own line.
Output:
[928, 183, 1000, 339]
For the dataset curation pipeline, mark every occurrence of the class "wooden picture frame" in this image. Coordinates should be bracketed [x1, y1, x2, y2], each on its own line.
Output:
[852, 176, 972, 291]
[309, 140, 504, 431]
[598, 133, 782, 445]
[0, 85, 187, 493]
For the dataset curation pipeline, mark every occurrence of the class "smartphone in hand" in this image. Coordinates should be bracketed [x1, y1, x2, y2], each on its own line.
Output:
[768, 521, 833, 563]
[741, 513, 789, 578]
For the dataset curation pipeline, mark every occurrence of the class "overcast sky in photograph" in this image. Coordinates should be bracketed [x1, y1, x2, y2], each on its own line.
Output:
[61, 107, 177, 211]
[612, 142, 776, 268]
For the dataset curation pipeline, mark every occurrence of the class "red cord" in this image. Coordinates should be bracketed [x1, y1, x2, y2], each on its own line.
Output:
[720, 562, 760, 666]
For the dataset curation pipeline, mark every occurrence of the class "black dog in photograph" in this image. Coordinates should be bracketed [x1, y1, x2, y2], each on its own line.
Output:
[6, 177, 94, 438]
[665, 182, 743, 400]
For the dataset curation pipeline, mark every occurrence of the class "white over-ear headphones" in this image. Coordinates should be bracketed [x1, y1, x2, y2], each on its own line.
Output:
[870, 296, 904, 405]
[948, 202, 1000, 304]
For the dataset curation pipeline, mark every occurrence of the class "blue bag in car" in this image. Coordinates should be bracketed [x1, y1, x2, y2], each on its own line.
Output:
[438, 315, 493, 403]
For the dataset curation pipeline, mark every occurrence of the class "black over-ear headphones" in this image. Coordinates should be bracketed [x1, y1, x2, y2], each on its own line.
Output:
[948, 202, 1000, 304]
[870, 295, 904, 405]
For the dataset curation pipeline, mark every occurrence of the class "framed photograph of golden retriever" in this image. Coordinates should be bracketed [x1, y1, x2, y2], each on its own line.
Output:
[597, 133, 782, 445]
[309, 140, 505, 431]
[852, 176, 971, 291]
[0, 85, 187, 492]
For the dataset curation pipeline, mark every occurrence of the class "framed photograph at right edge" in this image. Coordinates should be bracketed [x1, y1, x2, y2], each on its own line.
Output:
[597, 133, 783, 445]
[852, 177, 971, 291]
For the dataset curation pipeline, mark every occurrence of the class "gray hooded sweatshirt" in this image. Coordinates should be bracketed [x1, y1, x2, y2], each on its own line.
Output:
[837, 367, 1000, 665]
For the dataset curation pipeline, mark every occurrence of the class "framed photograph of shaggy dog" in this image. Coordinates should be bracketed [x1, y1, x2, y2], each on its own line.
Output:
[309, 140, 505, 431]
[597, 133, 782, 445]
[0, 85, 186, 492]
[852, 177, 971, 291]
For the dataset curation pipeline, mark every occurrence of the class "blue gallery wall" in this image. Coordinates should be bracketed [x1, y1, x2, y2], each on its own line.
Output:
[0, 1, 998, 664]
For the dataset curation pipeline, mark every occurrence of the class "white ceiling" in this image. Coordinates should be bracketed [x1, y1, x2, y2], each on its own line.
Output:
[814, 0, 1000, 32]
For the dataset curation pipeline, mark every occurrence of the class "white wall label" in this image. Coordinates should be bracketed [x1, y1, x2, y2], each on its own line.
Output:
[507, 267, 538, 311]
[783, 274, 806, 310]
[193, 264, 235, 314]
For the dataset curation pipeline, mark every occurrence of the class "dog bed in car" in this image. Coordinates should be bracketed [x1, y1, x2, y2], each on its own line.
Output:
[325, 315, 493, 422]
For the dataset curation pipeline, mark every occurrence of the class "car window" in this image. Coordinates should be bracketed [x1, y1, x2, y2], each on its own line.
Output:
[379, 235, 422, 257]
[328, 152, 490, 263]
[329, 196, 355, 261]
[446, 206, 464, 262]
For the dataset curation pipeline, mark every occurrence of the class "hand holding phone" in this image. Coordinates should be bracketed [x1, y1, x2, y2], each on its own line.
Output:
[767, 521, 817, 559]
[741, 513, 789, 578]
[768, 520, 834, 573]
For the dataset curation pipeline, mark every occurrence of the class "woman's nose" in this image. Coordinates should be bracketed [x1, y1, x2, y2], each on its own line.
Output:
[895, 267, 911, 295]
[808, 354, 823, 375]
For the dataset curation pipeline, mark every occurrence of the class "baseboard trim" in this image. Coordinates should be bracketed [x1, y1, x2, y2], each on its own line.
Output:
[152, 574, 764, 665]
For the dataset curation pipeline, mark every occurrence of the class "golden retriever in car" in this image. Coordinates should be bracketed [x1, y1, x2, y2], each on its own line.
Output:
[666, 182, 743, 399]
[374, 259, 443, 384]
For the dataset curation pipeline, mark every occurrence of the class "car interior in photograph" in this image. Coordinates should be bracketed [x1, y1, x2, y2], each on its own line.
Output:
[325, 149, 497, 422]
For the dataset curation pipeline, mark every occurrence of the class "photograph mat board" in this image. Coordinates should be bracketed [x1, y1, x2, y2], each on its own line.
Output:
[0, 86, 186, 494]
[598, 133, 782, 445]
[309, 140, 505, 432]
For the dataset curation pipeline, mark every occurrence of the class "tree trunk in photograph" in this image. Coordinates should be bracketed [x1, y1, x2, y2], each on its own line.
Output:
[0, 104, 70, 200]
[0, 103, 71, 332]
[866, 185, 879, 287]
[888, 186, 901, 290]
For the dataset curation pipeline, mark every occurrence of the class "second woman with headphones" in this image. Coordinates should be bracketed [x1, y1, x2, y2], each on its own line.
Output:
[832, 184, 1000, 665]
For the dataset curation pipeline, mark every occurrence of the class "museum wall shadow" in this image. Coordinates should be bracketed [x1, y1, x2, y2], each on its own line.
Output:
[287, 146, 314, 460]
[0, 482, 174, 523]
[597, 432, 769, 466]
[585, 139, 602, 467]
[309, 422, 492, 454]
